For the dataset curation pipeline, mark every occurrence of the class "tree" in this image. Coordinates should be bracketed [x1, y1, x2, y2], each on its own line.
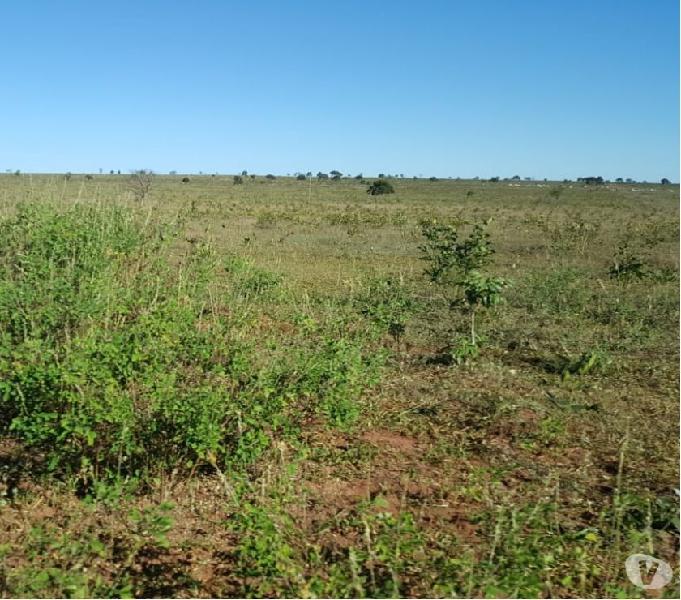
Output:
[317, 172, 328, 180]
[615, 177, 623, 183]
[354, 173, 363, 179]
[661, 178, 671, 185]
[241, 170, 248, 177]
[367, 179, 395, 195]
[296, 173, 307, 180]
[129, 170, 153, 200]
[419, 220, 509, 348]
[233, 175, 244, 185]
[489, 176, 500, 182]
[577, 176, 604, 185]
[265, 174, 276, 180]
[378, 173, 385, 179]
[429, 176, 438, 182]
[330, 170, 342, 177]
[331, 174, 341, 181]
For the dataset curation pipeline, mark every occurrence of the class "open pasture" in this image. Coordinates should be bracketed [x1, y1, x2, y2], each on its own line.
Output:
[0, 174, 678, 597]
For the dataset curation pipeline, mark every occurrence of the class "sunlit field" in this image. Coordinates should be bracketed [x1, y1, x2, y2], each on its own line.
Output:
[0, 173, 678, 598]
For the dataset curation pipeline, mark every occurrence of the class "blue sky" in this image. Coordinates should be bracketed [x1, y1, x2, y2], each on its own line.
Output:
[1, 0, 678, 181]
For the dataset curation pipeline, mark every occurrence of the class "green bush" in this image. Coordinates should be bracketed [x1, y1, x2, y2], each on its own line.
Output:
[367, 180, 394, 196]
[0, 203, 383, 486]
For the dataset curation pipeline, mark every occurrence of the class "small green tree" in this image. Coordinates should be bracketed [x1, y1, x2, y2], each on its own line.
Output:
[419, 220, 509, 348]
[367, 180, 394, 195]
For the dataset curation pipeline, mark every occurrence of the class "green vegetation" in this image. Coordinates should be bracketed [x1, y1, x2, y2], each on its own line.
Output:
[0, 174, 678, 598]
[367, 179, 395, 195]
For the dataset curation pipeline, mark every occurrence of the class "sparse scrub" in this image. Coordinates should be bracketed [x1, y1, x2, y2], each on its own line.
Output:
[0, 175, 677, 599]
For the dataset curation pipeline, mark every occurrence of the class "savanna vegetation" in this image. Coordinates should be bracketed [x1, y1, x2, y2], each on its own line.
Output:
[0, 173, 678, 598]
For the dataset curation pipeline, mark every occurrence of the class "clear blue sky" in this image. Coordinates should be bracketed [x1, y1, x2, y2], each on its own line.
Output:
[1, 0, 678, 181]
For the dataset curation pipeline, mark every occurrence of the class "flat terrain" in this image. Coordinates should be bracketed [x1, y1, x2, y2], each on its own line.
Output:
[0, 174, 678, 597]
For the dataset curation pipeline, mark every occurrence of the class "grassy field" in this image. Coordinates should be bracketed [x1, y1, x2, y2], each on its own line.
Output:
[0, 173, 678, 598]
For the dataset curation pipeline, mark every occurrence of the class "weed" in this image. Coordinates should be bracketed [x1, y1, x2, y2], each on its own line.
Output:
[355, 276, 416, 343]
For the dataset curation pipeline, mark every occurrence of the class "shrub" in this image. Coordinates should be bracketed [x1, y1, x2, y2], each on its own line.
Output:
[129, 170, 153, 200]
[265, 174, 276, 180]
[233, 175, 244, 185]
[181, 177, 190, 183]
[296, 173, 307, 181]
[367, 180, 394, 196]
[0, 203, 385, 486]
[419, 220, 509, 346]
[355, 277, 416, 342]
[609, 242, 647, 280]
